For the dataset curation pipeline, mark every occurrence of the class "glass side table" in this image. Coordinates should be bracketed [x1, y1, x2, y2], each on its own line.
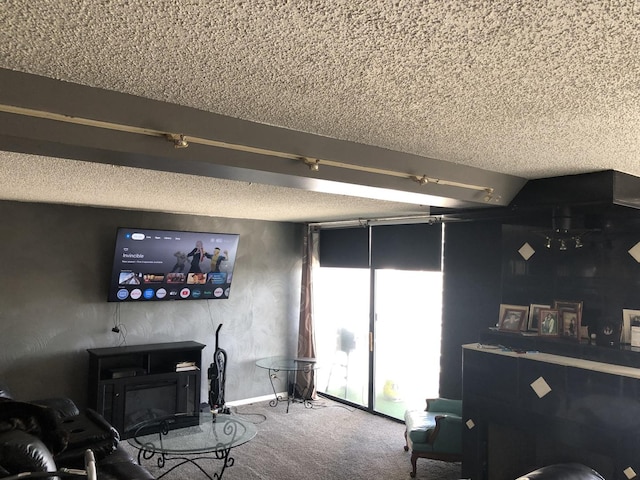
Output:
[255, 356, 321, 413]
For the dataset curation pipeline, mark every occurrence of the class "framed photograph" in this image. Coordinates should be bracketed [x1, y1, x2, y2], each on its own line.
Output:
[561, 309, 580, 340]
[528, 304, 550, 332]
[622, 309, 640, 345]
[539, 309, 560, 336]
[498, 304, 530, 332]
[554, 300, 583, 335]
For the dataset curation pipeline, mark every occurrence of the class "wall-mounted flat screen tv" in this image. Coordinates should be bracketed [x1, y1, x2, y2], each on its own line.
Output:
[108, 227, 240, 302]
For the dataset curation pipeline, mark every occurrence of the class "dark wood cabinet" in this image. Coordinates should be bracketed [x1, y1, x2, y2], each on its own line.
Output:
[462, 343, 640, 480]
[87, 341, 205, 439]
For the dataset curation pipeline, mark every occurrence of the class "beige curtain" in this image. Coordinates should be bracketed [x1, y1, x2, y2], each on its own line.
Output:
[295, 225, 318, 399]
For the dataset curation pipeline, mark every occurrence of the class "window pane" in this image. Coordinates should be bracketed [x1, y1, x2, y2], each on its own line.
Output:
[373, 269, 442, 419]
[313, 267, 370, 407]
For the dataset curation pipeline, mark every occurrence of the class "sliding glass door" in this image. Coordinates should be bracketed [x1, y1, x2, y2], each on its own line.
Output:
[313, 224, 443, 418]
[373, 269, 442, 418]
[313, 267, 370, 407]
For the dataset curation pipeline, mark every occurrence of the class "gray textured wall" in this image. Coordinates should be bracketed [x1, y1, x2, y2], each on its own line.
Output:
[0, 200, 303, 407]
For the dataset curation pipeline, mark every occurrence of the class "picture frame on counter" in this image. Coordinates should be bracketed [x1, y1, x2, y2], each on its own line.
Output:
[498, 304, 530, 332]
[528, 304, 550, 332]
[554, 300, 583, 341]
[539, 309, 560, 336]
[623, 309, 640, 346]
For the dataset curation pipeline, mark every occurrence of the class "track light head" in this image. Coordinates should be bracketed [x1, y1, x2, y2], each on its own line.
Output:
[411, 175, 429, 185]
[302, 158, 320, 172]
[166, 133, 189, 148]
[483, 188, 495, 202]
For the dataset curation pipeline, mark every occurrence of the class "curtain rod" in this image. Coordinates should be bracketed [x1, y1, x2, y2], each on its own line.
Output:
[309, 215, 443, 229]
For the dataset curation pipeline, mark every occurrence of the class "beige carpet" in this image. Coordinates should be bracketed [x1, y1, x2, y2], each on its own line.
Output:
[122, 397, 462, 479]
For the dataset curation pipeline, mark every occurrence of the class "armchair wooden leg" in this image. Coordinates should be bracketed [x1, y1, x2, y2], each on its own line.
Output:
[410, 452, 418, 478]
[404, 429, 409, 451]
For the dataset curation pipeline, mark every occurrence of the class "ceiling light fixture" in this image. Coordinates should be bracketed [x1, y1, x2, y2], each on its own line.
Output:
[536, 206, 599, 250]
[0, 103, 497, 201]
[411, 175, 429, 185]
[301, 159, 495, 200]
[302, 157, 320, 171]
[166, 133, 189, 148]
[483, 188, 496, 202]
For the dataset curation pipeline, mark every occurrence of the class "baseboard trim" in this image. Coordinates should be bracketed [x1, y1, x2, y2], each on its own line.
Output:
[226, 393, 287, 407]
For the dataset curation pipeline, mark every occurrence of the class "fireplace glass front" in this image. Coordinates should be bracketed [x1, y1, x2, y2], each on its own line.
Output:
[123, 381, 178, 434]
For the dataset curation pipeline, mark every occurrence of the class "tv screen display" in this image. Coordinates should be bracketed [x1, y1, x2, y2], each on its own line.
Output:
[108, 227, 240, 302]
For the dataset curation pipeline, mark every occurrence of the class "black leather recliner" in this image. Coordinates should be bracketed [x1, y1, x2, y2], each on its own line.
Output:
[0, 383, 154, 480]
[515, 463, 606, 480]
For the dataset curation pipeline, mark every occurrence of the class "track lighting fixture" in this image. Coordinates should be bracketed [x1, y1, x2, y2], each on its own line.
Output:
[166, 134, 189, 148]
[483, 188, 495, 202]
[298, 160, 494, 199]
[536, 206, 598, 250]
[302, 158, 320, 171]
[544, 235, 586, 250]
[411, 175, 429, 185]
[0, 103, 498, 202]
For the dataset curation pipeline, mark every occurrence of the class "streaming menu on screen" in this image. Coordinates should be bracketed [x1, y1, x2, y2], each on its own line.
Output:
[108, 227, 239, 302]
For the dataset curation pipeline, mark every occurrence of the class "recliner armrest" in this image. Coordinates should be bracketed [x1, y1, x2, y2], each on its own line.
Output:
[31, 397, 80, 420]
[0, 429, 57, 475]
[97, 445, 155, 480]
[0, 398, 69, 455]
[54, 409, 119, 468]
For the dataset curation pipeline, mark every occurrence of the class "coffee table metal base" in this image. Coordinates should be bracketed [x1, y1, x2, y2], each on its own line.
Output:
[137, 444, 235, 480]
[128, 413, 256, 480]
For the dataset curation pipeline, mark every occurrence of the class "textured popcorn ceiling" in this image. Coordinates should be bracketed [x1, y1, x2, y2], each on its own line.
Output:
[0, 152, 429, 222]
[1, 1, 639, 221]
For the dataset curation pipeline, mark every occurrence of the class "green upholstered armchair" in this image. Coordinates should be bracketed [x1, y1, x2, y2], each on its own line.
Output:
[403, 398, 463, 478]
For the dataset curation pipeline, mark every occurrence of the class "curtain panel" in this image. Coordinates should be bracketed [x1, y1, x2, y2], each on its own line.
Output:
[295, 226, 318, 399]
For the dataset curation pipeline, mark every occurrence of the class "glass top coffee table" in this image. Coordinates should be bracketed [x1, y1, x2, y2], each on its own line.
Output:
[256, 356, 320, 413]
[127, 412, 256, 479]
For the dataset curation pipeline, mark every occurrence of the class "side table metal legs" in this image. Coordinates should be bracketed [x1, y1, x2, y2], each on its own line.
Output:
[266, 368, 314, 413]
[266, 368, 290, 411]
[256, 356, 319, 413]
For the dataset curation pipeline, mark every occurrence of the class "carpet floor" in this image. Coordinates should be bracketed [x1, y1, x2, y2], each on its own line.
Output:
[121, 397, 462, 479]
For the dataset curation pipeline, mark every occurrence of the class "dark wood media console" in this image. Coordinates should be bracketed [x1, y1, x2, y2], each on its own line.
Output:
[87, 341, 206, 439]
[462, 342, 640, 480]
